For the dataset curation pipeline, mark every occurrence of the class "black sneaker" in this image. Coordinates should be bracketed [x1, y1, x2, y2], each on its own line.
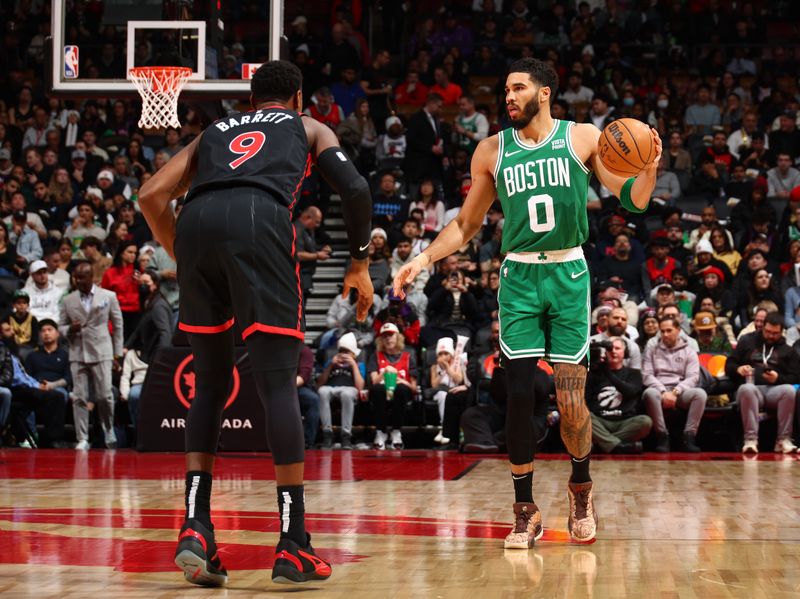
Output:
[174, 519, 228, 587]
[272, 534, 332, 584]
[341, 432, 353, 450]
[321, 430, 333, 449]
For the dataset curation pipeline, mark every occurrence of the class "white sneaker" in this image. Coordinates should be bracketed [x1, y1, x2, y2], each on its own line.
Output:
[75, 440, 90, 450]
[18, 440, 33, 449]
[390, 429, 403, 449]
[433, 428, 443, 444]
[741, 439, 759, 454]
[774, 438, 798, 454]
[373, 430, 387, 450]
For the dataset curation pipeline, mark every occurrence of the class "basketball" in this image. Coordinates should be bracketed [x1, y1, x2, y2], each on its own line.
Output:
[597, 118, 655, 177]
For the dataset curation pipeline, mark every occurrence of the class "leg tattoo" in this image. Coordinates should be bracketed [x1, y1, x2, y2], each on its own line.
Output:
[554, 363, 591, 458]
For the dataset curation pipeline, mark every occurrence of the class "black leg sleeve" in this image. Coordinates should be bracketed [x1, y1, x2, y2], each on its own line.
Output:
[504, 356, 541, 466]
[245, 333, 305, 466]
[185, 329, 235, 454]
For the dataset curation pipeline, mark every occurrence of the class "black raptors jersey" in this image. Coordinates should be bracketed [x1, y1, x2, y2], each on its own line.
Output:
[185, 105, 310, 207]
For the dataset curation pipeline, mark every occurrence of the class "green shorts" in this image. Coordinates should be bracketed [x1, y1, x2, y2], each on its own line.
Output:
[497, 249, 591, 364]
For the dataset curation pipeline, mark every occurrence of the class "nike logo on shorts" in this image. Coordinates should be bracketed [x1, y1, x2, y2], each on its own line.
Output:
[504, 149, 522, 157]
[570, 269, 587, 279]
[359, 243, 370, 251]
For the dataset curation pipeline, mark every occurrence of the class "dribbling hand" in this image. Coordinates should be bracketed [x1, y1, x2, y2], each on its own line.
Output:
[342, 258, 374, 322]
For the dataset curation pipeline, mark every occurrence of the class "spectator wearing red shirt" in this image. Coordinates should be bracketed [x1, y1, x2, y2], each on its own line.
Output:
[429, 67, 462, 106]
[101, 241, 141, 340]
[705, 131, 735, 179]
[394, 70, 429, 107]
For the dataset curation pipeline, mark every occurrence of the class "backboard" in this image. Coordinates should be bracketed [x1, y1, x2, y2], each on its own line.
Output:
[49, 0, 284, 99]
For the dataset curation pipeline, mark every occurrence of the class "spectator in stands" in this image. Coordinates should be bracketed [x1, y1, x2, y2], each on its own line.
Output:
[404, 93, 445, 185]
[428, 336, 469, 449]
[304, 87, 345, 131]
[24, 248, 69, 294]
[637, 308, 659, 352]
[646, 304, 699, 353]
[727, 312, 799, 454]
[376, 116, 407, 173]
[684, 84, 721, 137]
[374, 287, 421, 347]
[728, 111, 765, 161]
[560, 71, 594, 110]
[119, 347, 147, 434]
[146, 241, 178, 313]
[691, 239, 733, 291]
[429, 66, 462, 106]
[24, 260, 62, 322]
[372, 172, 409, 234]
[79, 237, 111, 285]
[330, 65, 366, 118]
[409, 179, 445, 238]
[587, 337, 650, 454]
[316, 332, 367, 449]
[767, 153, 800, 199]
[642, 316, 706, 453]
[295, 206, 330, 304]
[597, 234, 645, 303]
[586, 93, 615, 129]
[390, 236, 429, 292]
[360, 49, 394, 132]
[369, 323, 417, 450]
[21, 107, 53, 151]
[644, 237, 681, 295]
[692, 311, 732, 354]
[23, 319, 70, 406]
[706, 131, 735, 180]
[295, 344, 320, 450]
[710, 225, 741, 276]
[664, 131, 692, 191]
[689, 154, 725, 202]
[737, 268, 784, 327]
[394, 70, 429, 107]
[454, 96, 489, 153]
[8, 290, 38, 360]
[101, 242, 142, 340]
[591, 307, 642, 369]
[118, 201, 152, 247]
[124, 273, 172, 364]
[651, 161, 681, 206]
[6, 192, 47, 240]
[323, 286, 379, 350]
[769, 111, 800, 163]
[693, 265, 735, 321]
[368, 228, 391, 294]
[10, 210, 42, 266]
[426, 269, 478, 332]
[65, 201, 107, 251]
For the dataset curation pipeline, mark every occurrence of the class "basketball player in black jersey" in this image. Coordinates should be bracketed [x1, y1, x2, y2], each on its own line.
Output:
[138, 61, 373, 587]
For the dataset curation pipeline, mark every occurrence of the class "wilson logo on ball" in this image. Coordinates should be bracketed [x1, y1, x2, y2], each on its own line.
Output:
[607, 122, 632, 155]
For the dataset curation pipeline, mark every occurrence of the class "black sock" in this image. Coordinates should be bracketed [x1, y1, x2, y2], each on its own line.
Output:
[277, 485, 307, 546]
[512, 471, 534, 504]
[570, 454, 592, 484]
[185, 470, 213, 527]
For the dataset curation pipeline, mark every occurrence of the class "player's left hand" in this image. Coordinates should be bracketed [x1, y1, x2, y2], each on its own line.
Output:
[647, 127, 663, 169]
[343, 258, 374, 322]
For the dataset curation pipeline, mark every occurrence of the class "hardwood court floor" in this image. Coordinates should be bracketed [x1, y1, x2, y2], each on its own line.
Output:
[1, 449, 799, 598]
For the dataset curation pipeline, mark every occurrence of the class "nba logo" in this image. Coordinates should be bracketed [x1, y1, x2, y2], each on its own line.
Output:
[64, 45, 79, 79]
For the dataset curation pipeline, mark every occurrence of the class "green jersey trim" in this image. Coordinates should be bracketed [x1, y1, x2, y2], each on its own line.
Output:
[565, 121, 592, 175]
[511, 119, 559, 150]
[493, 131, 505, 182]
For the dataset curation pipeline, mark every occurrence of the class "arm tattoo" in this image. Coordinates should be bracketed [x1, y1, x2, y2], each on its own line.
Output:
[554, 363, 591, 458]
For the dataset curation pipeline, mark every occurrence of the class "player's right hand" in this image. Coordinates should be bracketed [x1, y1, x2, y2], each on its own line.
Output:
[392, 255, 427, 299]
[343, 258, 374, 322]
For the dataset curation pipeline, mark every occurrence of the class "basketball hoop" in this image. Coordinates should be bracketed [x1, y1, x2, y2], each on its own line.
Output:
[129, 66, 193, 129]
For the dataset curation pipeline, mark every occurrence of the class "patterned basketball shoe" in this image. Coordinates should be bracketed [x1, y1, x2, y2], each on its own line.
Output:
[504, 502, 544, 549]
[174, 519, 228, 586]
[272, 533, 332, 584]
[567, 481, 598, 542]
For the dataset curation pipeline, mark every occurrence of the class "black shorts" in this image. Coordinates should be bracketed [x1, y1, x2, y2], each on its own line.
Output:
[175, 188, 304, 341]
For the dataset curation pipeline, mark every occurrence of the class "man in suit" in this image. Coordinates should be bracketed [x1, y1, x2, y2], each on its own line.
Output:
[59, 262, 124, 449]
[403, 93, 445, 184]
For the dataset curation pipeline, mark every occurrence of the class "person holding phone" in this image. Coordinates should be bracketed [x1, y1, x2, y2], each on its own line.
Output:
[726, 311, 800, 454]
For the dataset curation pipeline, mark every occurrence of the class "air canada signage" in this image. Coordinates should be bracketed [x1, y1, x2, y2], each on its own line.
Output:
[137, 347, 268, 452]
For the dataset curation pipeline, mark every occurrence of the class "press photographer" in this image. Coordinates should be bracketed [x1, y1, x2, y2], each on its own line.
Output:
[586, 337, 651, 454]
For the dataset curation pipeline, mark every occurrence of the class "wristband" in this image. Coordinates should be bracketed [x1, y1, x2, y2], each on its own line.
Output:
[619, 177, 647, 213]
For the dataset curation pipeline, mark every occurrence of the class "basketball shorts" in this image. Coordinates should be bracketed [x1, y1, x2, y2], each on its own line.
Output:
[175, 187, 304, 341]
[497, 247, 590, 364]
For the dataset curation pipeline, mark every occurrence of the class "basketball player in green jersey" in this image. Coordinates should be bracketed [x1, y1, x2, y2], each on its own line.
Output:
[394, 58, 661, 545]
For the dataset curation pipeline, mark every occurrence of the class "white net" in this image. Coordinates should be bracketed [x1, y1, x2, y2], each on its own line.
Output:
[128, 67, 192, 130]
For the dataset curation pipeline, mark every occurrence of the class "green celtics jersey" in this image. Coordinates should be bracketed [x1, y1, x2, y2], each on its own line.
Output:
[493, 119, 591, 254]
